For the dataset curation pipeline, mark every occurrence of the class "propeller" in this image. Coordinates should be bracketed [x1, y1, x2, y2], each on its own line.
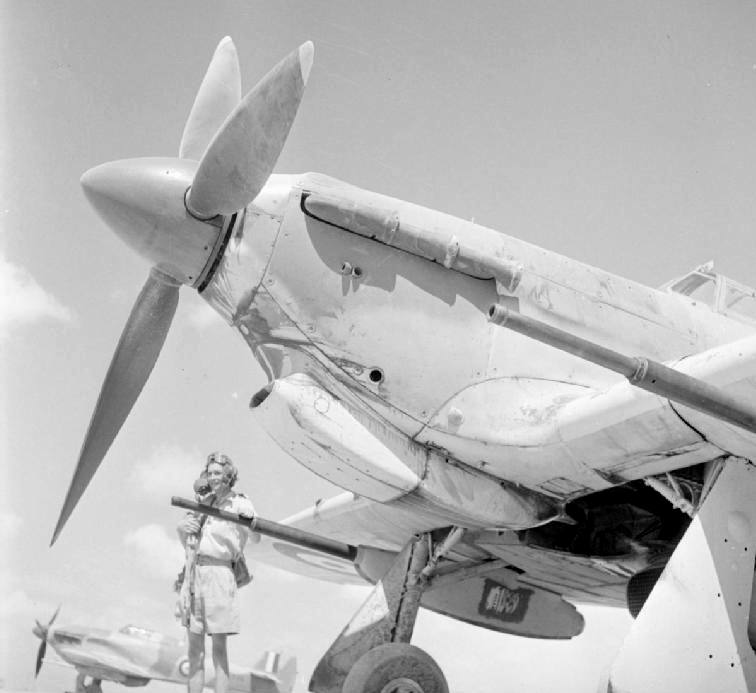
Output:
[33, 607, 61, 677]
[187, 41, 313, 218]
[51, 38, 314, 544]
[179, 36, 241, 161]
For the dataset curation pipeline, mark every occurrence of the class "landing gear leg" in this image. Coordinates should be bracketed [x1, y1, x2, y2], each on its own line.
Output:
[309, 533, 448, 693]
[609, 457, 756, 692]
[84, 679, 103, 693]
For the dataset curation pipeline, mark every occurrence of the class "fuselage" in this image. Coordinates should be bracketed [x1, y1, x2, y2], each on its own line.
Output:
[44, 624, 273, 691]
[44, 624, 185, 685]
[200, 172, 756, 522]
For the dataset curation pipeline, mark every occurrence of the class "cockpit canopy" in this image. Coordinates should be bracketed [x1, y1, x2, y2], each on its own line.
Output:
[119, 625, 163, 641]
[663, 262, 756, 323]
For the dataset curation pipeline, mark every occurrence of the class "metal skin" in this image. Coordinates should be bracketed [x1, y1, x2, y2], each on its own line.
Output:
[32, 621, 295, 693]
[196, 169, 756, 615]
[609, 459, 756, 692]
[201, 172, 756, 498]
[488, 303, 756, 437]
[80, 158, 220, 286]
[251, 372, 557, 527]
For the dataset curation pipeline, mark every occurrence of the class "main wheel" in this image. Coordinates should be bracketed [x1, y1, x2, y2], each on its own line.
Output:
[342, 643, 448, 693]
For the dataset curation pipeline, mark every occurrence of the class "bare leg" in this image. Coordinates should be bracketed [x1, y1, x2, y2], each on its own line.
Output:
[210, 634, 229, 693]
[187, 630, 206, 693]
[75, 673, 86, 693]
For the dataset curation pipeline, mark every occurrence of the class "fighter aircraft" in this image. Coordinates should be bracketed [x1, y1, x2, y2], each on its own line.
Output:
[53, 35, 756, 692]
[32, 609, 296, 693]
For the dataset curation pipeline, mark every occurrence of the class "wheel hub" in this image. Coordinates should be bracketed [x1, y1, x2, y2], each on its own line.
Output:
[380, 678, 425, 693]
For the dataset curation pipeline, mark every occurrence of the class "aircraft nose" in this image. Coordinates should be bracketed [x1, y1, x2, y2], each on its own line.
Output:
[80, 157, 222, 286]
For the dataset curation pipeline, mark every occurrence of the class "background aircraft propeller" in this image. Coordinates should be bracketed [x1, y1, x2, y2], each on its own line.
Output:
[51, 38, 313, 544]
[32, 606, 61, 677]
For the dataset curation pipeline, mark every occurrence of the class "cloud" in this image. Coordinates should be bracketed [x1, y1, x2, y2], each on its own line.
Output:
[178, 291, 224, 331]
[185, 301, 224, 330]
[0, 589, 58, 619]
[123, 524, 185, 580]
[0, 511, 22, 545]
[0, 256, 75, 335]
[0, 513, 23, 587]
[129, 443, 202, 502]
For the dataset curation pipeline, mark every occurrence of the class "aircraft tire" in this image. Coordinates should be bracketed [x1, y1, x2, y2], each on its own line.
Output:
[341, 643, 448, 693]
[626, 565, 665, 618]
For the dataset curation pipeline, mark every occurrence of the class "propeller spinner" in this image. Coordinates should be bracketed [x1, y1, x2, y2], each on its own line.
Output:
[51, 38, 314, 544]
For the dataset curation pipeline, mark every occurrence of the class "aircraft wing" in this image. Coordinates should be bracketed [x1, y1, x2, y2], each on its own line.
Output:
[247, 327, 756, 639]
[251, 491, 639, 639]
[251, 499, 366, 586]
[58, 649, 153, 685]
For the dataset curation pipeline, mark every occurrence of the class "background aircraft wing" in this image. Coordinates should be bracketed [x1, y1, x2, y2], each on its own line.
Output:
[59, 647, 154, 683]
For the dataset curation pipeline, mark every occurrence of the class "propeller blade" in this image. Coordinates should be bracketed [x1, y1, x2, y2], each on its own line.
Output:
[35, 640, 47, 677]
[51, 270, 180, 545]
[33, 607, 59, 677]
[187, 41, 314, 218]
[179, 37, 241, 161]
[48, 605, 61, 628]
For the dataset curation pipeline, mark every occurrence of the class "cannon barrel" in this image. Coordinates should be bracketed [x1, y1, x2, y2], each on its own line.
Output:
[488, 303, 756, 436]
[171, 496, 358, 561]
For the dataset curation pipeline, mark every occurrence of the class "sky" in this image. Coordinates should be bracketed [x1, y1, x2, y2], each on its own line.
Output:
[3, 1, 756, 691]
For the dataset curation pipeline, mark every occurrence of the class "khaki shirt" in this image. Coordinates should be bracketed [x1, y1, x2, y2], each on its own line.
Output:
[179, 492, 257, 561]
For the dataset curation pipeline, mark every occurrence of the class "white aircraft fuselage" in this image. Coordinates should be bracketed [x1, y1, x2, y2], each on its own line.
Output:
[193, 171, 756, 533]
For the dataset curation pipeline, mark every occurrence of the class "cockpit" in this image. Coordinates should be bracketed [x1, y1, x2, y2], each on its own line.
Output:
[663, 262, 756, 323]
[119, 625, 163, 641]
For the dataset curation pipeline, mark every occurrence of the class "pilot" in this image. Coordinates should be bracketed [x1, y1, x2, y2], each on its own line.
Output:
[177, 452, 259, 693]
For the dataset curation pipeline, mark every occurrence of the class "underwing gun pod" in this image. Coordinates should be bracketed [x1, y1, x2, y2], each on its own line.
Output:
[172, 498, 582, 693]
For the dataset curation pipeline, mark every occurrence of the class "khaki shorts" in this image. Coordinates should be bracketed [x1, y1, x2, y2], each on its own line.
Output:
[189, 565, 240, 635]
